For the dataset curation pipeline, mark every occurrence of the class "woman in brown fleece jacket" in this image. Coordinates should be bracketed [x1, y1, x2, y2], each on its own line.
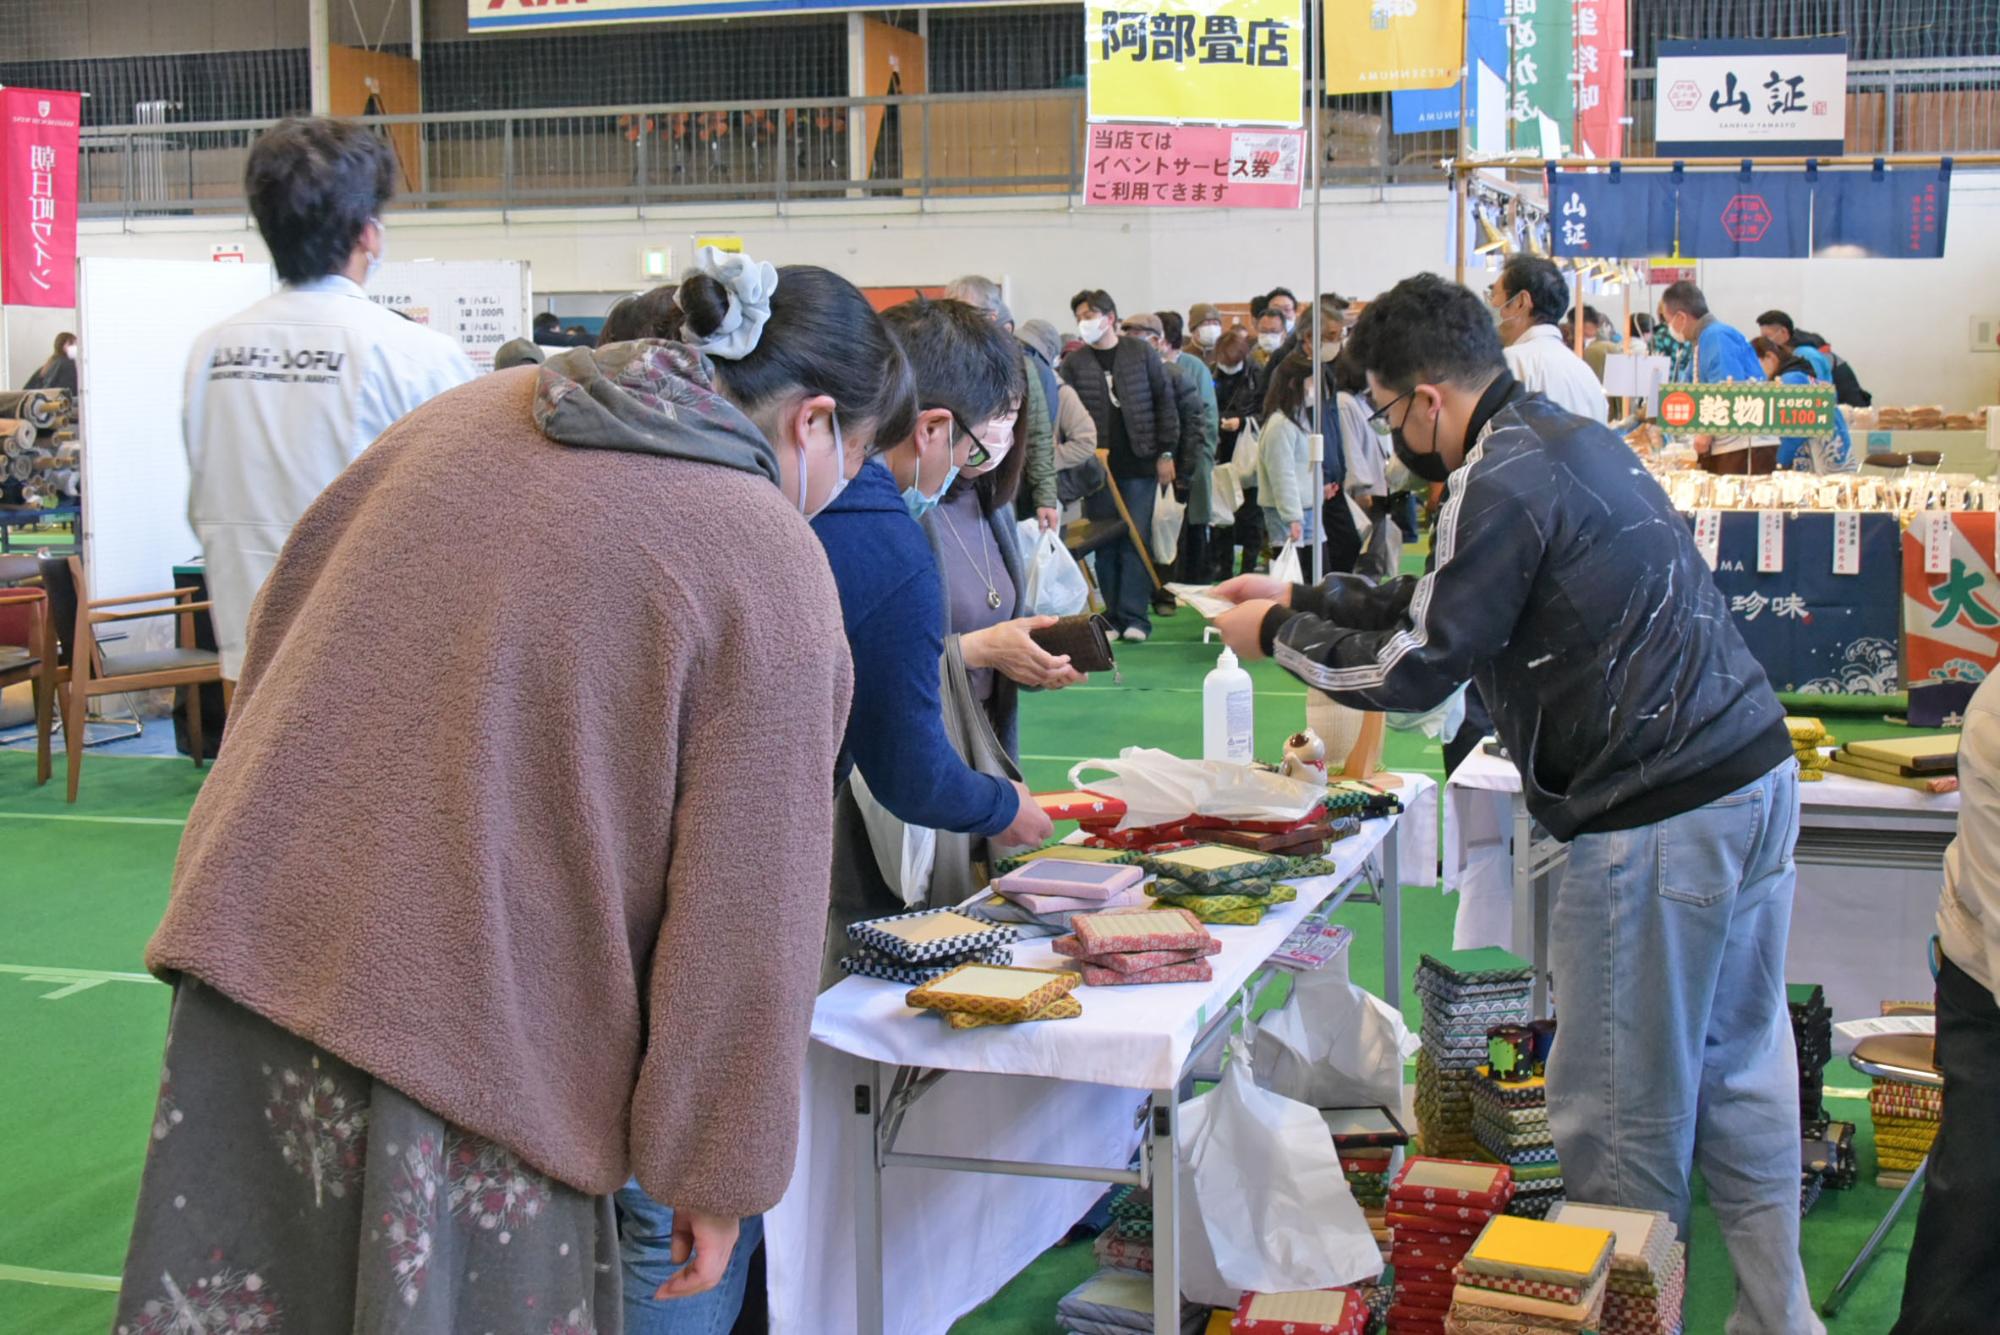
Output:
[114, 253, 916, 1335]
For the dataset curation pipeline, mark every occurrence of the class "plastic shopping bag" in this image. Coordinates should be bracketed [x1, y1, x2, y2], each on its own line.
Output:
[1152, 483, 1187, 565]
[1232, 415, 1262, 477]
[1211, 461, 1246, 519]
[1070, 747, 1325, 832]
[1253, 948, 1420, 1113]
[1016, 519, 1090, 617]
[1179, 1035, 1383, 1301]
[1268, 541, 1303, 587]
[1387, 681, 1470, 742]
[847, 768, 935, 908]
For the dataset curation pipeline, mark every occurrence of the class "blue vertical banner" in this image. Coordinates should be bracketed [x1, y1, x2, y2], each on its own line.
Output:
[1546, 165, 1680, 258]
[1676, 166, 1813, 258]
[1813, 162, 1952, 259]
[1392, 0, 1506, 134]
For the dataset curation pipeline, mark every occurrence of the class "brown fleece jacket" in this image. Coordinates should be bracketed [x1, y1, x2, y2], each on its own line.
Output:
[147, 366, 853, 1215]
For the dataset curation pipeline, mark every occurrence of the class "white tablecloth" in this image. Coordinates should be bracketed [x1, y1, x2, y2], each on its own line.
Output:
[1442, 752, 1958, 1025]
[766, 774, 1436, 1335]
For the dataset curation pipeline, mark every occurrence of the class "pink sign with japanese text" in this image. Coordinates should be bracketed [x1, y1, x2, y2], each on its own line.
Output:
[1083, 122, 1303, 209]
[2, 88, 81, 308]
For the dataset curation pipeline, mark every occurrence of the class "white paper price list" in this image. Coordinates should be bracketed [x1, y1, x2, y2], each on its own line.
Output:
[1832, 511, 1860, 575]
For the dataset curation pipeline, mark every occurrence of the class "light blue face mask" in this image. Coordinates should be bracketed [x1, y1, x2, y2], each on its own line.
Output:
[902, 462, 959, 521]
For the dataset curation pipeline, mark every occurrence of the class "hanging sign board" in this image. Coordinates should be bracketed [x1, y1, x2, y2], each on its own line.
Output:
[1083, 123, 1304, 208]
[1658, 381, 1838, 438]
[1656, 38, 1847, 157]
[1324, 0, 1464, 95]
[1, 88, 82, 309]
[1086, 0, 1304, 127]
[1814, 166, 1951, 259]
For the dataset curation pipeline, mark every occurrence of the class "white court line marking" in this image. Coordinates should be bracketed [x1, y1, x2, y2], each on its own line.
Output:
[0, 963, 162, 1000]
[0, 1263, 123, 1292]
[0, 811, 186, 827]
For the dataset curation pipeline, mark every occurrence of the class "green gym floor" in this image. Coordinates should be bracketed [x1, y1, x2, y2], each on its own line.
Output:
[0, 599, 1928, 1333]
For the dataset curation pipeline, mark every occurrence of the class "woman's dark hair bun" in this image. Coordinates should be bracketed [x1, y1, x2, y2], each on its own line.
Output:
[669, 272, 731, 342]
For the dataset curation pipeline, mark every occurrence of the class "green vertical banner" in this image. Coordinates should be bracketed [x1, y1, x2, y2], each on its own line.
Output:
[1505, 0, 1573, 153]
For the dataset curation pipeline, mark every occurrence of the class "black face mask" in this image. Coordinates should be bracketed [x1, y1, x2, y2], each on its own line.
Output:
[1391, 396, 1453, 484]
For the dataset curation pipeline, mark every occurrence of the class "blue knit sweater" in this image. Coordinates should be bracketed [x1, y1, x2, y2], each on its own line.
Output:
[811, 459, 1016, 837]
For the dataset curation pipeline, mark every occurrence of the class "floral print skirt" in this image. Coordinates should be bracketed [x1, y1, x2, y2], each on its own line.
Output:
[114, 979, 621, 1335]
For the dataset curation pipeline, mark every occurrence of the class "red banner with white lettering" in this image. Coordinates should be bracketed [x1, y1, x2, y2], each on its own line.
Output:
[2, 88, 82, 308]
[1572, 0, 1626, 159]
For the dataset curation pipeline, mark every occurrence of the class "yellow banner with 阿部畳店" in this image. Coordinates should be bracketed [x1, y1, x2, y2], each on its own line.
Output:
[1323, 0, 1465, 95]
[1086, 0, 1305, 128]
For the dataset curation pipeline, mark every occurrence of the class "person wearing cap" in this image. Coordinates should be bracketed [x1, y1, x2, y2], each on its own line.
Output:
[1188, 303, 1226, 364]
[492, 337, 545, 371]
[1019, 318, 1101, 522]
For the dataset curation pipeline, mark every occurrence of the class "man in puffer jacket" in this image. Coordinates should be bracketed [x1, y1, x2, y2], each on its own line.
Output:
[1060, 288, 1180, 641]
[1212, 274, 1819, 1335]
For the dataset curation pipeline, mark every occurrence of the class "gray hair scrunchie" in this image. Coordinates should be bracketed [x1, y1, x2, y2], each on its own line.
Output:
[689, 244, 779, 361]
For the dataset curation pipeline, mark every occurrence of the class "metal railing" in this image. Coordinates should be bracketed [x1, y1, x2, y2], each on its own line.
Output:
[73, 57, 2000, 221]
[74, 88, 1466, 222]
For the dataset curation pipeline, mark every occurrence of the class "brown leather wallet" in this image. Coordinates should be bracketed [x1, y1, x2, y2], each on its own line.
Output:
[1030, 613, 1116, 673]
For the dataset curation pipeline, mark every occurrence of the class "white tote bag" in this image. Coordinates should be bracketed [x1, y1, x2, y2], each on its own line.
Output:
[1179, 1034, 1384, 1302]
[1152, 482, 1187, 565]
[1232, 414, 1262, 477]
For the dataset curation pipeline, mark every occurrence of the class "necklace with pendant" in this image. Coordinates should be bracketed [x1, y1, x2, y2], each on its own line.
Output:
[944, 512, 1003, 609]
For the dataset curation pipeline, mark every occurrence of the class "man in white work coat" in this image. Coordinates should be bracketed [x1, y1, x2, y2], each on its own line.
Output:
[1488, 254, 1609, 423]
[184, 117, 474, 685]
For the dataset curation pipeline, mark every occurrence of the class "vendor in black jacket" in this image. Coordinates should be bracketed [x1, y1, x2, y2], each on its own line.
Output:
[1214, 274, 1817, 1334]
[1060, 288, 1180, 642]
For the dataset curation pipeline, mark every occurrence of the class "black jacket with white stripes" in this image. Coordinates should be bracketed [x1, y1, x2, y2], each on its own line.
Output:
[1260, 374, 1792, 842]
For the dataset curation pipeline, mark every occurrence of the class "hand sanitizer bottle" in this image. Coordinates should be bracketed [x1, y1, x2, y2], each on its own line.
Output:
[1203, 647, 1256, 764]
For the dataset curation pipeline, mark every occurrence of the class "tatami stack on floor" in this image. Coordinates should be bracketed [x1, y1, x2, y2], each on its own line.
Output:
[1414, 952, 1535, 1160]
[1469, 1068, 1564, 1220]
[1093, 1186, 1154, 1274]
[1056, 1267, 1207, 1335]
[1445, 1215, 1614, 1335]
[1788, 983, 1855, 1214]
[1547, 1202, 1686, 1335]
[1870, 1073, 1943, 1187]
[1386, 1157, 1515, 1334]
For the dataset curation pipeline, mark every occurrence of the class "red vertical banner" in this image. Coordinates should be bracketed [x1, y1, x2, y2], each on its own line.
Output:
[2, 88, 82, 308]
[1572, 0, 1626, 159]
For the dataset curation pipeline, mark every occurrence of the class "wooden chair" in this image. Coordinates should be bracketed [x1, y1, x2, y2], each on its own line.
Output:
[0, 554, 56, 785]
[39, 555, 220, 802]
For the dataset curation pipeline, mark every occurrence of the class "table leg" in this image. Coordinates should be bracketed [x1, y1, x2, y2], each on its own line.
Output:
[1148, 1090, 1180, 1335]
[1511, 797, 1550, 1018]
[1377, 832, 1403, 1011]
[853, 1063, 887, 1335]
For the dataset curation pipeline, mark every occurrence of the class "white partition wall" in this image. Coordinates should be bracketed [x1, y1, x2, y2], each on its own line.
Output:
[77, 256, 274, 604]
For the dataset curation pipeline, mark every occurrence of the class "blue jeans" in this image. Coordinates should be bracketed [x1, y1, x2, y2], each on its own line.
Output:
[1085, 473, 1157, 633]
[614, 1180, 763, 1335]
[1546, 762, 1822, 1335]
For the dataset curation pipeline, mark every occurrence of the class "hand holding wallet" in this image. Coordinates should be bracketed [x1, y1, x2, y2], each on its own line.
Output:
[1029, 614, 1117, 674]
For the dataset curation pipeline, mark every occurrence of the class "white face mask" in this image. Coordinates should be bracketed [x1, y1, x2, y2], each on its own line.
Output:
[1281, 315, 1296, 334]
[1218, 360, 1244, 375]
[1257, 332, 1284, 354]
[1196, 322, 1222, 348]
[61, 342, 76, 358]
[364, 216, 386, 285]
[965, 409, 1018, 476]
[1078, 316, 1111, 345]
[797, 411, 850, 519]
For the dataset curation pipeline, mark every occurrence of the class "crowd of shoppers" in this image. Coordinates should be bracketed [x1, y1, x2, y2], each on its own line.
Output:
[115, 110, 1925, 1335]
